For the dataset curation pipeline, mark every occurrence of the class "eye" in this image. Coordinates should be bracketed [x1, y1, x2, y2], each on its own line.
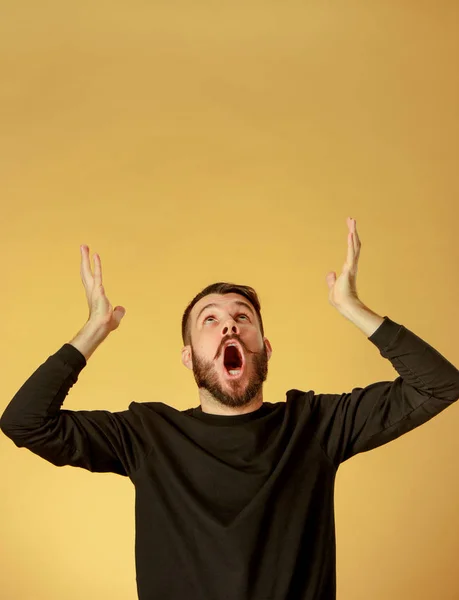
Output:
[204, 313, 250, 323]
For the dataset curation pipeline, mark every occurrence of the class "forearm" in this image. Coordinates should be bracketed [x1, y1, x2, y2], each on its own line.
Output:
[338, 300, 385, 337]
[0, 341, 88, 436]
[69, 322, 109, 361]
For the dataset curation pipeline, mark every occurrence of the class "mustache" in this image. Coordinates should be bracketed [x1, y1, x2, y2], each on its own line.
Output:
[217, 336, 253, 360]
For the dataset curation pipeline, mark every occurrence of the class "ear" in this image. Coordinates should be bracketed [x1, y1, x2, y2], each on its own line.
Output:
[264, 338, 273, 360]
[181, 346, 193, 371]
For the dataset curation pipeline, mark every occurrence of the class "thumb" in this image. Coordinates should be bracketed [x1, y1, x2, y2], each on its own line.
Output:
[113, 306, 126, 322]
[325, 272, 336, 290]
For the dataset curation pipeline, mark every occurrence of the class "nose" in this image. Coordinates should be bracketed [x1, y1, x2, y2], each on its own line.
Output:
[222, 317, 239, 338]
[220, 319, 241, 350]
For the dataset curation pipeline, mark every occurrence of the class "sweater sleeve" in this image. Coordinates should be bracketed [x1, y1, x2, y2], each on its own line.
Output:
[0, 344, 150, 477]
[307, 316, 459, 466]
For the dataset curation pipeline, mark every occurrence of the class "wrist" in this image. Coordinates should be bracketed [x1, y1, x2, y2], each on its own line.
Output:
[338, 300, 384, 337]
[69, 321, 109, 361]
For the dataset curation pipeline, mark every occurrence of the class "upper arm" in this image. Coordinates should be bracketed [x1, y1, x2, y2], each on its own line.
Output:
[2, 407, 150, 477]
[308, 377, 447, 465]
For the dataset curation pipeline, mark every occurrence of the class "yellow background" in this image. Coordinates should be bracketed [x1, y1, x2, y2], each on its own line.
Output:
[1, 1, 458, 598]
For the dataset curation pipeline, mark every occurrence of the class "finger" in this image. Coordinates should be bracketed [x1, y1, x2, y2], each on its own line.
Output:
[80, 245, 94, 286]
[348, 217, 360, 257]
[93, 253, 103, 286]
[352, 221, 360, 256]
[346, 231, 354, 266]
[346, 219, 360, 270]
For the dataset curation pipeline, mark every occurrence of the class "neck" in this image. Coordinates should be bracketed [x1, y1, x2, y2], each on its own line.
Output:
[198, 391, 264, 416]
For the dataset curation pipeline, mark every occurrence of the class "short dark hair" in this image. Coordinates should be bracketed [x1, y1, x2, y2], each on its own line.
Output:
[181, 282, 264, 346]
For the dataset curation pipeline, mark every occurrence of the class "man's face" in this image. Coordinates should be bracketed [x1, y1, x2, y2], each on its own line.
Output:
[183, 293, 272, 409]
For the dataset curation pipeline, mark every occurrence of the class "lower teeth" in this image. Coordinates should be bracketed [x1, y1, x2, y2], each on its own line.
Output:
[228, 369, 241, 375]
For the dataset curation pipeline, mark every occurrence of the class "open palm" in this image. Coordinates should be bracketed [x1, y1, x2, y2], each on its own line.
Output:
[326, 217, 361, 310]
[80, 245, 126, 331]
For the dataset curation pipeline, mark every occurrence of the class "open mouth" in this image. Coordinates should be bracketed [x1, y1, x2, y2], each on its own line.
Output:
[222, 344, 245, 378]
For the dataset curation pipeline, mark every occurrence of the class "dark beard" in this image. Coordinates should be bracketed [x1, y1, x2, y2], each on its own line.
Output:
[190, 344, 269, 409]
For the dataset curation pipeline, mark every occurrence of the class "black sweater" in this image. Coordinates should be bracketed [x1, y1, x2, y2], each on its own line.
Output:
[1, 316, 459, 600]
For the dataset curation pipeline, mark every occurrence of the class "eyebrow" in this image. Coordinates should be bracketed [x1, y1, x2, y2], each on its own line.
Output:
[195, 301, 255, 324]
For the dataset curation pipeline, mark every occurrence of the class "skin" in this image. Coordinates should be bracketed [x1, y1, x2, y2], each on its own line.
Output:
[181, 293, 273, 416]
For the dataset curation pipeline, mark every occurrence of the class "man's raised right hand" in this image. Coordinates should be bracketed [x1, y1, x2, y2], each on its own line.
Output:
[80, 245, 126, 333]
